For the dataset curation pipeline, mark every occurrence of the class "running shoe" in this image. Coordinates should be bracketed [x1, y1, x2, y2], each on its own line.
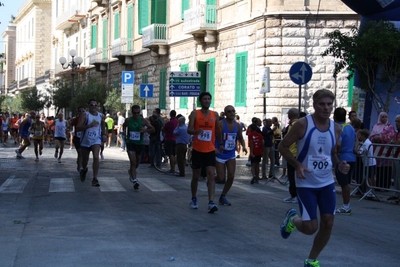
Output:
[304, 259, 320, 267]
[190, 198, 198, 209]
[15, 149, 22, 158]
[280, 208, 298, 239]
[129, 177, 135, 183]
[92, 178, 100, 187]
[100, 153, 104, 160]
[219, 196, 231, 206]
[54, 151, 58, 159]
[35, 157, 39, 162]
[39, 149, 42, 155]
[80, 168, 88, 182]
[132, 179, 139, 190]
[208, 202, 218, 213]
[335, 207, 351, 215]
[58, 158, 61, 163]
[283, 196, 298, 204]
[245, 162, 251, 167]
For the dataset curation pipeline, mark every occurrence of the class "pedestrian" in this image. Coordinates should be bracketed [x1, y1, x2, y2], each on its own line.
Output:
[117, 111, 126, 151]
[261, 118, 275, 179]
[122, 105, 155, 190]
[278, 89, 350, 267]
[173, 116, 190, 177]
[387, 115, 400, 202]
[1, 113, 10, 145]
[30, 114, 46, 162]
[187, 92, 222, 213]
[334, 107, 357, 215]
[356, 129, 377, 198]
[235, 115, 247, 158]
[272, 117, 282, 166]
[163, 110, 178, 174]
[15, 111, 36, 158]
[11, 113, 19, 145]
[76, 99, 107, 186]
[52, 112, 69, 163]
[105, 113, 114, 148]
[71, 106, 85, 172]
[282, 108, 299, 204]
[149, 114, 163, 168]
[248, 120, 263, 184]
[215, 105, 247, 205]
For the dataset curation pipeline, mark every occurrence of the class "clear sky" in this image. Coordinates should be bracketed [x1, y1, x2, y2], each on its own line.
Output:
[1, 0, 25, 53]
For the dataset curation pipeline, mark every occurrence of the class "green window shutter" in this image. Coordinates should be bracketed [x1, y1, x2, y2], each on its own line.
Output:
[91, 24, 97, 49]
[207, 58, 215, 108]
[102, 18, 108, 59]
[114, 12, 120, 40]
[179, 64, 189, 108]
[234, 52, 247, 107]
[197, 61, 208, 107]
[348, 71, 354, 107]
[127, 4, 133, 51]
[206, 0, 216, 24]
[151, 0, 167, 24]
[182, 0, 190, 20]
[138, 0, 149, 35]
[159, 68, 167, 109]
[142, 72, 148, 84]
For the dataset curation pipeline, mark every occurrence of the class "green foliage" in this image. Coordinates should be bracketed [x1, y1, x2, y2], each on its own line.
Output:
[322, 20, 400, 112]
[104, 87, 127, 114]
[20, 86, 47, 112]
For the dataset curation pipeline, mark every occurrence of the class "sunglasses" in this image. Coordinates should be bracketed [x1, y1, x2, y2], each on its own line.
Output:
[225, 109, 236, 113]
[90, 104, 97, 107]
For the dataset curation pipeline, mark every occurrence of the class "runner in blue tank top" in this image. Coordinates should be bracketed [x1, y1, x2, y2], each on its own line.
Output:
[215, 105, 247, 206]
[278, 89, 350, 267]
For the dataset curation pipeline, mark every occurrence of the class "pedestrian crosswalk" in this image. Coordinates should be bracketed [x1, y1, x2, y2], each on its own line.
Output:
[0, 175, 283, 194]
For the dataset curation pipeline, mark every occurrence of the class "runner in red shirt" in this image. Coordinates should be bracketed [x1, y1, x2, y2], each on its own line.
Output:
[248, 120, 263, 184]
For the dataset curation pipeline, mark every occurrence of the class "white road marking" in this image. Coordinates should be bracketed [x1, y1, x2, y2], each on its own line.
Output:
[49, 178, 75, 192]
[0, 176, 29, 193]
[98, 177, 126, 192]
[140, 178, 177, 192]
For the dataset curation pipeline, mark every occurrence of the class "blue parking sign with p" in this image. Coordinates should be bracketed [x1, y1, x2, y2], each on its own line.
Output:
[122, 71, 134, 84]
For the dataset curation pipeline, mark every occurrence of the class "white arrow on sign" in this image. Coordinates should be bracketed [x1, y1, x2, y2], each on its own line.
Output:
[291, 64, 308, 84]
[143, 85, 150, 97]
[169, 85, 175, 90]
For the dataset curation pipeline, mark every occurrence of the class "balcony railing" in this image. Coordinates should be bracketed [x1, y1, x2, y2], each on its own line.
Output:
[89, 48, 108, 65]
[142, 24, 168, 48]
[56, 6, 86, 30]
[112, 38, 134, 57]
[19, 77, 35, 88]
[36, 70, 53, 85]
[183, 4, 217, 34]
[8, 81, 18, 92]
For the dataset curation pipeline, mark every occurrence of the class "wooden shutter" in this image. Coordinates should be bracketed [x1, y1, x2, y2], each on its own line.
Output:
[138, 0, 149, 35]
[234, 52, 247, 107]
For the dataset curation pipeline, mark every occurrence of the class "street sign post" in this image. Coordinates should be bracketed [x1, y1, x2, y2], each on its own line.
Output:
[289, 62, 312, 112]
[121, 71, 134, 104]
[169, 71, 201, 97]
[140, 84, 154, 98]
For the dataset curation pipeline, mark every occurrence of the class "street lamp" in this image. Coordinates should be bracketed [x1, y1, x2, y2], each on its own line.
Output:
[59, 49, 83, 98]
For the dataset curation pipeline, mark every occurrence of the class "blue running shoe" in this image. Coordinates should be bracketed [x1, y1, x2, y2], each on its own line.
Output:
[208, 202, 218, 213]
[219, 196, 231, 206]
[190, 198, 198, 209]
[304, 259, 320, 267]
[280, 208, 298, 239]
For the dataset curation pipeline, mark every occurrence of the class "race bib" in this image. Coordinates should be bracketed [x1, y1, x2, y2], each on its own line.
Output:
[198, 130, 212, 141]
[129, 131, 140, 141]
[224, 133, 236, 150]
[308, 155, 332, 174]
[87, 130, 97, 140]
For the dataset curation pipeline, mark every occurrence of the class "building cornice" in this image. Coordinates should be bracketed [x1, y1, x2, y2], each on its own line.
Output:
[14, 0, 52, 23]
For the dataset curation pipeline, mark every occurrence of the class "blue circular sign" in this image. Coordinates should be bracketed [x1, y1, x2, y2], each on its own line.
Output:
[289, 62, 313, 85]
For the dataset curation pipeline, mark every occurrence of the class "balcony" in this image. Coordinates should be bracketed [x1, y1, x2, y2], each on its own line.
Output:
[92, 0, 108, 8]
[19, 77, 35, 89]
[8, 81, 18, 93]
[183, 4, 217, 43]
[89, 48, 108, 71]
[56, 6, 86, 30]
[36, 70, 53, 85]
[111, 38, 134, 64]
[142, 24, 168, 55]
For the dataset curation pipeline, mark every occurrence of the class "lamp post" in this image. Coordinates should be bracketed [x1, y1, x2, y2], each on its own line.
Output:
[59, 49, 83, 98]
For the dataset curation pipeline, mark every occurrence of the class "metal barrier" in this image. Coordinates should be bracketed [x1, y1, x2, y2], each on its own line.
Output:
[351, 143, 400, 202]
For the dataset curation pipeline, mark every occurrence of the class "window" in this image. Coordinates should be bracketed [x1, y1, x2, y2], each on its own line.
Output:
[102, 18, 108, 59]
[91, 24, 97, 49]
[142, 72, 148, 83]
[114, 12, 120, 40]
[127, 4, 134, 50]
[138, 0, 167, 34]
[234, 52, 248, 107]
[197, 59, 216, 108]
[159, 68, 167, 109]
[179, 64, 189, 108]
[181, 0, 190, 20]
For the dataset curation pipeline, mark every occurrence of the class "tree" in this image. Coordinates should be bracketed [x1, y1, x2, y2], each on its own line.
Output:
[322, 20, 400, 112]
[20, 86, 47, 112]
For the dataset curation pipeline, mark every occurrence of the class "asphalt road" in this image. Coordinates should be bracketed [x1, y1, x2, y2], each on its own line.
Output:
[0, 141, 399, 267]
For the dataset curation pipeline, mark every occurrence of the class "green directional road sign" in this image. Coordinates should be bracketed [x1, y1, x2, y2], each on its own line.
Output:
[169, 71, 201, 97]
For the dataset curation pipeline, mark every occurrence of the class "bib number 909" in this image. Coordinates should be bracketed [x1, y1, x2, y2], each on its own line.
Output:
[313, 161, 329, 170]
